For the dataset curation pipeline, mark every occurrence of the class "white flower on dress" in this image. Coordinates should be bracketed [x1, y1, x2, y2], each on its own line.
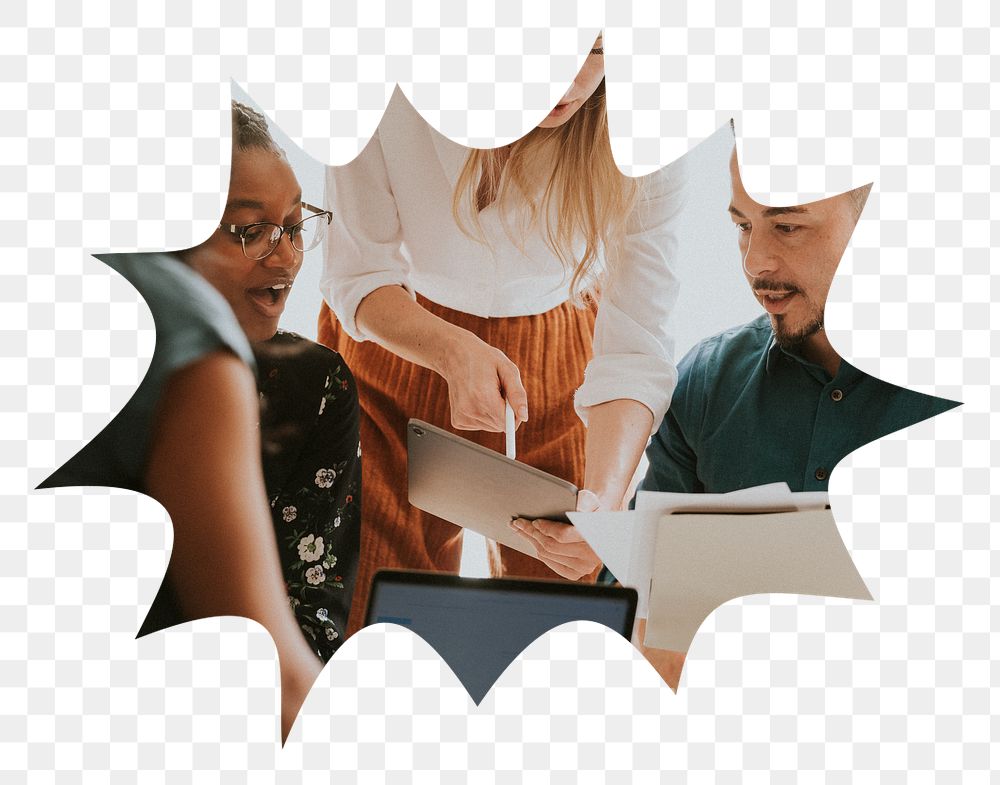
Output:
[298, 534, 325, 563]
[318, 397, 326, 416]
[315, 468, 336, 488]
[305, 565, 326, 585]
[282, 506, 297, 523]
[326, 628, 339, 641]
[316, 608, 329, 622]
[287, 596, 300, 610]
[333, 515, 341, 528]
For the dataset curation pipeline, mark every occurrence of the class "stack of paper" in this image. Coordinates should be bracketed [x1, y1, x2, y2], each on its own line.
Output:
[569, 483, 872, 653]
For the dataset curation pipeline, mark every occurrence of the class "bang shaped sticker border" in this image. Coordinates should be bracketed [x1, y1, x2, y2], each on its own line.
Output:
[37, 50, 958, 742]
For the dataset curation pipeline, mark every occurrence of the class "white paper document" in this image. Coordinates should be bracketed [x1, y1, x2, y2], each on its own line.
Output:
[568, 483, 872, 652]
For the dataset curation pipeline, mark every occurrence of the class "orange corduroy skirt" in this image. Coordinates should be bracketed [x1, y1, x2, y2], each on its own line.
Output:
[318, 295, 596, 636]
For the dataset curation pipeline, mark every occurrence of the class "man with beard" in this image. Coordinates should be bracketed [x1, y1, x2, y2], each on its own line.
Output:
[632, 152, 958, 688]
[640, 152, 957, 497]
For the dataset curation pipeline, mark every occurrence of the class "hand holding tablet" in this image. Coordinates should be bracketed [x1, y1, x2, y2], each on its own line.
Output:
[407, 419, 578, 558]
[510, 489, 603, 580]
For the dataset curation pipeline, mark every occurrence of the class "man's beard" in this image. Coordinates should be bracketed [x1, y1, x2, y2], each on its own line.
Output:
[752, 277, 825, 351]
[771, 310, 825, 351]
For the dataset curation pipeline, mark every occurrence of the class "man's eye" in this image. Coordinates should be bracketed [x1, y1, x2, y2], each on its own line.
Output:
[775, 224, 801, 234]
[242, 225, 267, 241]
[734, 222, 750, 233]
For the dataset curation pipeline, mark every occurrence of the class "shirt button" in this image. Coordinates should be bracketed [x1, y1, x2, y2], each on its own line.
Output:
[815, 467, 828, 481]
[830, 389, 844, 402]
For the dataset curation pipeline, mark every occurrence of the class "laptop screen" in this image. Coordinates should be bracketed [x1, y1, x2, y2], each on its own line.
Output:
[365, 571, 638, 703]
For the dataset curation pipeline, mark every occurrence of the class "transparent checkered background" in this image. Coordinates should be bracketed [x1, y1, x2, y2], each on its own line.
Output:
[2, 1, 996, 780]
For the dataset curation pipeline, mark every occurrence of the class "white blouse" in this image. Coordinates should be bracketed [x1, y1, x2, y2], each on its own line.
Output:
[321, 88, 686, 432]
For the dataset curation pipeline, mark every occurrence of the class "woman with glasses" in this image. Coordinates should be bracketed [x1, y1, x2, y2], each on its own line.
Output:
[319, 38, 687, 630]
[44, 101, 356, 740]
[180, 101, 361, 661]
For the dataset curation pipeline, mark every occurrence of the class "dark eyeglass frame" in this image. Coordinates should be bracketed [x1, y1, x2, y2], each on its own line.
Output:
[218, 201, 333, 260]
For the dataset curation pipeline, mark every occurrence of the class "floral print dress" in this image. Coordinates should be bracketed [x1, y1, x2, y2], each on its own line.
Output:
[254, 330, 361, 662]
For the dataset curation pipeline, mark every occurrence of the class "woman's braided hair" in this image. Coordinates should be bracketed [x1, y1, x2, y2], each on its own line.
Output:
[231, 100, 283, 157]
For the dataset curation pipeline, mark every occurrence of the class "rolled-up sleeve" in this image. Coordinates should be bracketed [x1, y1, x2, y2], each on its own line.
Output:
[320, 129, 416, 342]
[574, 158, 688, 433]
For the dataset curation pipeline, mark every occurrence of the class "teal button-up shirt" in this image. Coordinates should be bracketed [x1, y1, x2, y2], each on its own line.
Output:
[640, 315, 960, 495]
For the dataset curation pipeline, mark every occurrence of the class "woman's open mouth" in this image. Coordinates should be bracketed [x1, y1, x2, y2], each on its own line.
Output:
[247, 282, 291, 317]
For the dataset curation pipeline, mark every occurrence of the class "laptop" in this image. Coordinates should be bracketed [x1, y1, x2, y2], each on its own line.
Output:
[364, 570, 638, 703]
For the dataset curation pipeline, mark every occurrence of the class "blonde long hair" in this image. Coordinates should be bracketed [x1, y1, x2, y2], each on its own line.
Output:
[452, 79, 638, 300]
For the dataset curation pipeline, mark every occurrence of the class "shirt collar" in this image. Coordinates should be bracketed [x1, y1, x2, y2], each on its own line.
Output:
[763, 330, 863, 386]
[764, 332, 808, 375]
[764, 334, 784, 374]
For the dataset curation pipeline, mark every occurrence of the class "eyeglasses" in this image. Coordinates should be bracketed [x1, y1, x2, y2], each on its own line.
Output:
[219, 202, 333, 261]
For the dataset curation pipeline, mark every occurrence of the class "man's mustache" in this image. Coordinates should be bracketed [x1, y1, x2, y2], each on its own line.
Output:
[752, 279, 802, 296]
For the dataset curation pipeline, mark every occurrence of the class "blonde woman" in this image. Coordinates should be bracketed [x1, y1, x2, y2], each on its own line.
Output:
[320, 38, 686, 632]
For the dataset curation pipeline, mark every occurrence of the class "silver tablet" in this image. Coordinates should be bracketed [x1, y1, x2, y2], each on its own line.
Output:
[406, 419, 579, 557]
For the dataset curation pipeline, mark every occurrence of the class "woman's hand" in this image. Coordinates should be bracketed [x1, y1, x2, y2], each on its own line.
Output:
[355, 286, 528, 432]
[440, 329, 528, 432]
[510, 489, 603, 580]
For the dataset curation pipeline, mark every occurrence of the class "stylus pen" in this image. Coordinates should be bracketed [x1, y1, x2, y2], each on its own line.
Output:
[505, 401, 516, 460]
